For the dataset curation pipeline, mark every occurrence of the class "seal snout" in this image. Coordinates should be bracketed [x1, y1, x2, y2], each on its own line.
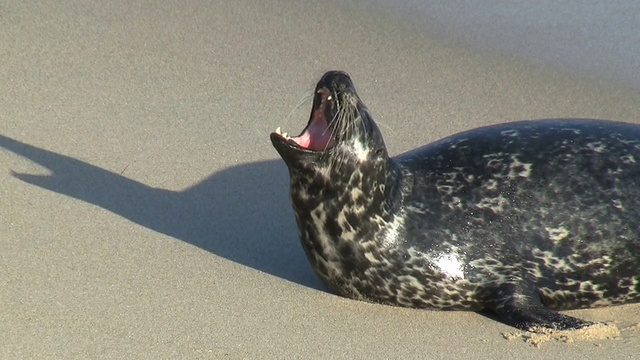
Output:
[317, 70, 354, 92]
[271, 70, 374, 161]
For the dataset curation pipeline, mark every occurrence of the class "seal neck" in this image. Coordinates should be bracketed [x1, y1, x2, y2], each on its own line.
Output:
[289, 154, 402, 222]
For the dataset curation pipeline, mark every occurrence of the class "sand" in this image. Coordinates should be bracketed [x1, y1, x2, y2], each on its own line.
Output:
[2, 1, 640, 358]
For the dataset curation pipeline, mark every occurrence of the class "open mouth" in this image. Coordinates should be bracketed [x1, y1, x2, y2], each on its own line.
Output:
[272, 88, 337, 152]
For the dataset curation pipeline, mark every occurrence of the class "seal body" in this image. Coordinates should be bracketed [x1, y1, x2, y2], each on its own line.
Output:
[270, 71, 640, 331]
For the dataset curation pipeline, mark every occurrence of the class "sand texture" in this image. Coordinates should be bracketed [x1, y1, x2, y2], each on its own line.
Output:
[2, 1, 640, 358]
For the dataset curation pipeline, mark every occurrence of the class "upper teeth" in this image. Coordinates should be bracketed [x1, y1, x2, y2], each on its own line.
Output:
[275, 127, 289, 138]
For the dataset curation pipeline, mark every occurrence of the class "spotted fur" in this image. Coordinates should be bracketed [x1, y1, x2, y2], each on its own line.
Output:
[271, 71, 640, 331]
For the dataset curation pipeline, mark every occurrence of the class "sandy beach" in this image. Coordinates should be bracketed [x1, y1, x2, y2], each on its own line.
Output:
[2, 1, 640, 358]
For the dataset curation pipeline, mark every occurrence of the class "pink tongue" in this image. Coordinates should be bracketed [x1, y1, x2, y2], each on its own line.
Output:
[294, 132, 312, 148]
[293, 122, 334, 151]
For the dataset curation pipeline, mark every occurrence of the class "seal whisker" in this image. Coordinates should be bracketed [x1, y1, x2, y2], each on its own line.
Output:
[322, 108, 342, 175]
[286, 93, 313, 122]
[373, 118, 393, 132]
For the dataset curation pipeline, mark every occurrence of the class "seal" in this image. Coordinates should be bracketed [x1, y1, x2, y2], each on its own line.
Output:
[270, 70, 640, 331]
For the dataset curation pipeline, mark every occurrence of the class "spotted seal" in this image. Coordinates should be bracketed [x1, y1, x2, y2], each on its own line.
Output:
[270, 71, 640, 331]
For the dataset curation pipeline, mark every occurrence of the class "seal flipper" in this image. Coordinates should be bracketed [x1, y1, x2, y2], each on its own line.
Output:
[486, 283, 595, 331]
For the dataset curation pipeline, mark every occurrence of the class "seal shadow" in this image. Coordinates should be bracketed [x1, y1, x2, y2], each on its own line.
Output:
[0, 134, 325, 291]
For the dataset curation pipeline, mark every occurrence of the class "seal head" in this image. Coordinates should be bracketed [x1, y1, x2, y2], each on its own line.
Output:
[271, 71, 403, 298]
[271, 70, 388, 170]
